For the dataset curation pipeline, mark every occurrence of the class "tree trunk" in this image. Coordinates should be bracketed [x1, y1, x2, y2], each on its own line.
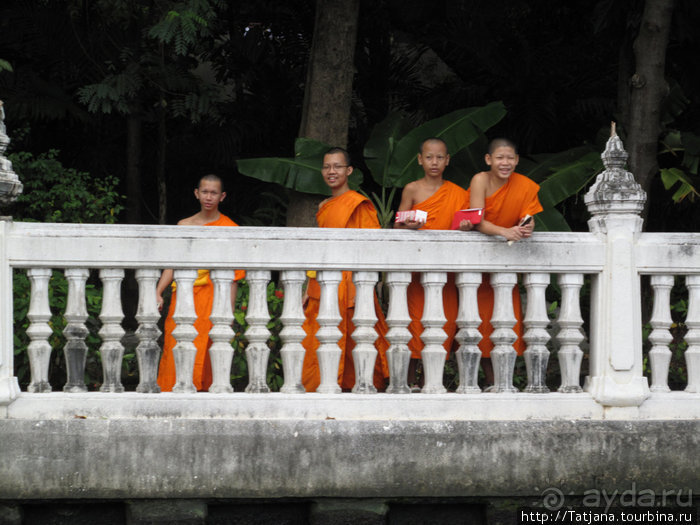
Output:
[286, 0, 361, 227]
[157, 100, 167, 225]
[125, 114, 142, 224]
[623, 0, 675, 221]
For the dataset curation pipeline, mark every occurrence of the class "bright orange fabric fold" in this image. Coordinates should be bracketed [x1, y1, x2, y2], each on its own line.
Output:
[406, 181, 469, 358]
[157, 214, 245, 391]
[464, 172, 543, 357]
[302, 190, 390, 391]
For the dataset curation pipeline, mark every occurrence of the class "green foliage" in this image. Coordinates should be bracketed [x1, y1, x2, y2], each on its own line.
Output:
[231, 279, 286, 391]
[0, 59, 13, 73]
[237, 138, 364, 196]
[659, 130, 700, 203]
[9, 150, 124, 223]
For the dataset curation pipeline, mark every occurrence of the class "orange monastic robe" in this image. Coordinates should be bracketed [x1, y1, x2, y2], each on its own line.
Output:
[302, 190, 390, 391]
[465, 172, 543, 357]
[406, 180, 469, 359]
[157, 214, 245, 391]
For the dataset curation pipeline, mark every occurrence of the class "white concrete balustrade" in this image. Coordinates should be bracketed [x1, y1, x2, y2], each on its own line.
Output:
[1, 220, 700, 420]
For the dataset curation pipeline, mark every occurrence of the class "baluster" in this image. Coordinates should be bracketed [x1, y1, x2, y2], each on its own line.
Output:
[385, 272, 412, 394]
[208, 270, 235, 393]
[351, 271, 379, 394]
[171, 269, 198, 393]
[26, 268, 53, 393]
[455, 272, 482, 394]
[420, 272, 447, 394]
[316, 271, 343, 394]
[649, 275, 674, 392]
[279, 271, 307, 394]
[489, 272, 518, 393]
[556, 273, 585, 393]
[134, 269, 162, 393]
[98, 269, 125, 393]
[244, 270, 271, 393]
[523, 273, 551, 393]
[63, 269, 89, 393]
[685, 275, 700, 393]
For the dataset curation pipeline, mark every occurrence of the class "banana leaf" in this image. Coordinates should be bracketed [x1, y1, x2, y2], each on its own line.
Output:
[529, 151, 602, 209]
[518, 145, 599, 184]
[661, 167, 700, 203]
[236, 137, 363, 196]
[387, 101, 507, 187]
[363, 112, 413, 187]
[534, 207, 571, 232]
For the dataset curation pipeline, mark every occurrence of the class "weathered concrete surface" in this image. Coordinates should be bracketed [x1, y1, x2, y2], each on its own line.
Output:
[0, 419, 698, 500]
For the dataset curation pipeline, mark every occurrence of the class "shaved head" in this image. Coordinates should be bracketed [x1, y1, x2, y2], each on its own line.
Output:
[488, 138, 518, 155]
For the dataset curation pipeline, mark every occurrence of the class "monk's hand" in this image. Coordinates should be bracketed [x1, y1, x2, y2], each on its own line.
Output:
[503, 226, 524, 242]
[458, 219, 473, 231]
[302, 290, 310, 308]
[520, 220, 534, 237]
[401, 218, 424, 230]
[156, 293, 164, 312]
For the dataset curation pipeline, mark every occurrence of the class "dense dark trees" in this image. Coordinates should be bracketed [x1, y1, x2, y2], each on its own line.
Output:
[0, 0, 698, 230]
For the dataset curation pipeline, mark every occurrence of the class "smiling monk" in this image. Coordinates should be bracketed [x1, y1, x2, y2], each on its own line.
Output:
[301, 147, 390, 392]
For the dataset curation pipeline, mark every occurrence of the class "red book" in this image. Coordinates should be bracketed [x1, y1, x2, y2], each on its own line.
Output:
[451, 208, 483, 230]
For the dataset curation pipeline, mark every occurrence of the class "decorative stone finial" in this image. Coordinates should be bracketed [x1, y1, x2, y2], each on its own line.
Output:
[0, 100, 23, 207]
[584, 122, 646, 230]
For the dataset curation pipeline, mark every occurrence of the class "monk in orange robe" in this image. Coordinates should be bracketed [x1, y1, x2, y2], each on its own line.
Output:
[395, 138, 469, 386]
[156, 174, 245, 391]
[461, 138, 543, 384]
[302, 147, 390, 392]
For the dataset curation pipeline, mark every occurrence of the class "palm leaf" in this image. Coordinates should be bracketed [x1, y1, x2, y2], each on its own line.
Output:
[530, 151, 602, 208]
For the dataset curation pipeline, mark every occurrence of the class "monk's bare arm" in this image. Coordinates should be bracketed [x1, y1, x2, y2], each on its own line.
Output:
[156, 269, 174, 312]
[468, 172, 522, 241]
[394, 182, 422, 230]
[230, 281, 238, 316]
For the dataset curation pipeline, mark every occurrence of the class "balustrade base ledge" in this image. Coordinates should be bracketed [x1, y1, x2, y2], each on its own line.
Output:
[0, 418, 698, 500]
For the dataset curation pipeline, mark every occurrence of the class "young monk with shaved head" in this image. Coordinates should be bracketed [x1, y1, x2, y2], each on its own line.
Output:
[156, 174, 245, 391]
[395, 138, 469, 389]
[461, 138, 543, 386]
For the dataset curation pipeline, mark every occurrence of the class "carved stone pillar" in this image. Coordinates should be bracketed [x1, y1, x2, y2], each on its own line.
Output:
[171, 269, 198, 393]
[63, 269, 89, 393]
[385, 272, 412, 394]
[648, 275, 674, 392]
[315, 271, 342, 394]
[489, 272, 518, 393]
[98, 269, 125, 393]
[684, 275, 700, 393]
[455, 272, 482, 394]
[583, 126, 649, 406]
[557, 273, 585, 393]
[208, 270, 235, 393]
[420, 272, 447, 394]
[351, 271, 379, 394]
[26, 268, 53, 393]
[244, 270, 271, 393]
[134, 269, 161, 393]
[279, 271, 306, 394]
[523, 273, 551, 393]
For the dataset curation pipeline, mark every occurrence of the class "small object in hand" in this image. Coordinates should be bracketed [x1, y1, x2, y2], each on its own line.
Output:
[395, 209, 428, 223]
[451, 208, 483, 229]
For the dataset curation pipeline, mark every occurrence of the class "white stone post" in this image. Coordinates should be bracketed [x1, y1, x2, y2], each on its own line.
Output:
[98, 269, 125, 393]
[385, 272, 412, 394]
[583, 126, 649, 406]
[352, 271, 379, 394]
[523, 273, 551, 393]
[684, 275, 700, 393]
[0, 221, 21, 405]
[171, 269, 198, 393]
[489, 272, 518, 393]
[279, 271, 306, 394]
[62, 269, 89, 393]
[556, 273, 585, 393]
[455, 272, 482, 394]
[315, 271, 342, 394]
[208, 270, 235, 393]
[134, 269, 161, 393]
[420, 272, 447, 394]
[648, 275, 674, 392]
[26, 268, 53, 393]
[244, 270, 271, 393]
